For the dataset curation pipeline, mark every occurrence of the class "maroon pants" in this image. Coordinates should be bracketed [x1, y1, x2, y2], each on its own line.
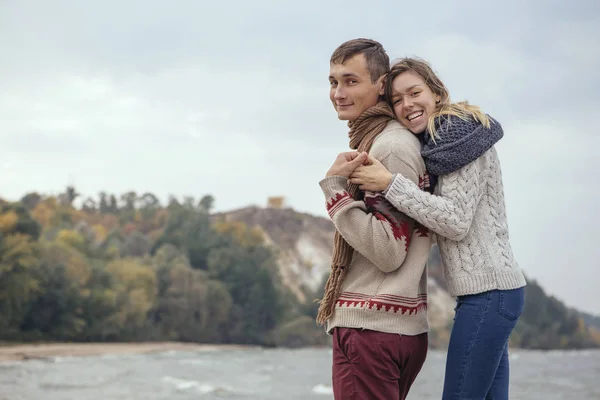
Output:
[332, 327, 428, 400]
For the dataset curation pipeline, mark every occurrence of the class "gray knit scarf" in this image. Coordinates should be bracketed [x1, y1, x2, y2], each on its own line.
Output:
[419, 115, 504, 188]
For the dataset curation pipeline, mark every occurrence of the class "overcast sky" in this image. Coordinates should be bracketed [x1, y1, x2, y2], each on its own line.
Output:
[1, 1, 599, 315]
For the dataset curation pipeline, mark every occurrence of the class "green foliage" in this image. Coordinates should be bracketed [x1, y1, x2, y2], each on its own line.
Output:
[0, 187, 306, 347]
[20, 262, 86, 339]
[510, 278, 599, 349]
[151, 202, 223, 270]
[270, 316, 330, 348]
[0, 186, 597, 350]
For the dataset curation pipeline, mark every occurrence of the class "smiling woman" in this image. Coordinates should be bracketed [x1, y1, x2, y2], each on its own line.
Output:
[382, 58, 490, 139]
[388, 70, 440, 134]
[348, 57, 527, 400]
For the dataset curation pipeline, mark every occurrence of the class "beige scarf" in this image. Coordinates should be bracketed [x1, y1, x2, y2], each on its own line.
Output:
[316, 101, 395, 326]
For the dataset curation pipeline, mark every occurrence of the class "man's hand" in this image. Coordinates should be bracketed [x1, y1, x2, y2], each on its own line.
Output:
[326, 151, 368, 178]
[349, 155, 394, 191]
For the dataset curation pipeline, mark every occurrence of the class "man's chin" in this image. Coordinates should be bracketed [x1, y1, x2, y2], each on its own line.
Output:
[336, 111, 353, 121]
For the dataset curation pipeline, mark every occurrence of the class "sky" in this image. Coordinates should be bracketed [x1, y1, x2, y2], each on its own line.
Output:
[1, 0, 599, 315]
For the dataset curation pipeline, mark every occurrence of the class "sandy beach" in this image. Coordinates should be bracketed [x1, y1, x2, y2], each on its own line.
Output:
[0, 342, 248, 362]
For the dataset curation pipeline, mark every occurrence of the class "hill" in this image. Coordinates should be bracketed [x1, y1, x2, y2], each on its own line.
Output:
[0, 188, 598, 350]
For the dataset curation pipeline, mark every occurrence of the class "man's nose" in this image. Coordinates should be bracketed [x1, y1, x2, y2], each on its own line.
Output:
[334, 86, 346, 100]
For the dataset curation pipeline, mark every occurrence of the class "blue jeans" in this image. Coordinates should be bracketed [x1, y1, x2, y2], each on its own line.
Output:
[442, 287, 525, 400]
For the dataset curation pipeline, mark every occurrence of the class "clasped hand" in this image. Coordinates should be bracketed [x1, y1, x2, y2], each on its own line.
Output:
[326, 151, 394, 192]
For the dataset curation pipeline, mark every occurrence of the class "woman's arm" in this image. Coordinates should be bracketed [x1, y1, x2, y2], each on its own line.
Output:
[320, 146, 423, 273]
[350, 156, 485, 241]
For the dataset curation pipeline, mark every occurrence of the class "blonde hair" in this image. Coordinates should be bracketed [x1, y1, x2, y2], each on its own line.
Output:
[384, 57, 490, 140]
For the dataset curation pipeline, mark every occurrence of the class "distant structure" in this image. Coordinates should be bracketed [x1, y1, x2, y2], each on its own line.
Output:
[267, 196, 286, 209]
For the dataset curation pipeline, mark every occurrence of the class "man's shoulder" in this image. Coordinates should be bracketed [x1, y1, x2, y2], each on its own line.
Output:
[372, 120, 422, 156]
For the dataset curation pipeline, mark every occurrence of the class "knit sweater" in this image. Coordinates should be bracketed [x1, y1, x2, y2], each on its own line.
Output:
[319, 121, 432, 335]
[384, 146, 527, 297]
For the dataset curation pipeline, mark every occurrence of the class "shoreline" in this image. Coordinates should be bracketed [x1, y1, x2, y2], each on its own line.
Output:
[0, 342, 251, 362]
[1, 342, 596, 362]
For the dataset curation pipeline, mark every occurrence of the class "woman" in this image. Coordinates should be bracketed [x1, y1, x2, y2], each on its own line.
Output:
[349, 58, 527, 400]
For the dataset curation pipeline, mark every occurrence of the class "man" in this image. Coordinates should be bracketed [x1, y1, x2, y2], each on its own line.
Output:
[317, 38, 432, 400]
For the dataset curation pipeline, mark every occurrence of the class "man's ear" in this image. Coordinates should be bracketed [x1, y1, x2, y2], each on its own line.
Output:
[377, 73, 387, 96]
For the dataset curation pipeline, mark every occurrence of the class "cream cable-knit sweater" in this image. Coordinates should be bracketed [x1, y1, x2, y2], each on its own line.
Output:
[384, 146, 526, 297]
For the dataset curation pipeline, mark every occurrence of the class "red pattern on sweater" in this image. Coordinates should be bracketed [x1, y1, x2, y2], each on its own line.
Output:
[364, 193, 412, 251]
[414, 222, 429, 237]
[336, 291, 428, 315]
[418, 173, 431, 191]
[326, 192, 353, 218]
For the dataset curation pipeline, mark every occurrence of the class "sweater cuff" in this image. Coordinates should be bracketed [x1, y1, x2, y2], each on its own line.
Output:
[384, 173, 414, 201]
[319, 176, 349, 198]
[382, 173, 399, 195]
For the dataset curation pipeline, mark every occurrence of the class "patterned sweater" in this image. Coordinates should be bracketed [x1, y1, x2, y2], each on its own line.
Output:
[384, 146, 527, 297]
[319, 121, 432, 336]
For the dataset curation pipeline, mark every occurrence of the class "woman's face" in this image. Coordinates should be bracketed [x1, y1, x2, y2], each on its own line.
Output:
[390, 70, 440, 134]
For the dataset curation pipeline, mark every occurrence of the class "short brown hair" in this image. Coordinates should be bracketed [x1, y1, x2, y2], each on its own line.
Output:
[330, 38, 390, 83]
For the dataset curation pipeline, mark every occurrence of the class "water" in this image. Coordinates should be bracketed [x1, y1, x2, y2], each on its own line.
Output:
[0, 347, 599, 399]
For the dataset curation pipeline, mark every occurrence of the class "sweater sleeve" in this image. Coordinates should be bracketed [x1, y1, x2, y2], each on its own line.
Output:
[384, 156, 485, 241]
[320, 148, 423, 273]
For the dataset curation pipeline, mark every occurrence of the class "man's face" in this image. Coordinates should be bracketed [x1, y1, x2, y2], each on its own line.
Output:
[329, 53, 385, 122]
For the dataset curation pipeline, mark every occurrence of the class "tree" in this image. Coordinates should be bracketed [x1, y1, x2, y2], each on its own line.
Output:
[99, 192, 109, 214]
[244, 268, 282, 343]
[139, 193, 160, 210]
[120, 192, 138, 211]
[104, 259, 157, 339]
[199, 195, 215, 213]
[20, 262, 86, 340]
[0, 203, 41, 240]
[82, 197, 97, 213]
[152, 263, 232, 342]
[20, 193, 43, 210]
[108, 195, 118, 213]
[122, 231, 151, 258]
[151, 205, 222, 270]
[0, 204, 42, 336]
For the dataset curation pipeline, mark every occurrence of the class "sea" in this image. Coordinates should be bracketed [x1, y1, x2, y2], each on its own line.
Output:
[0, 347, 599, 399]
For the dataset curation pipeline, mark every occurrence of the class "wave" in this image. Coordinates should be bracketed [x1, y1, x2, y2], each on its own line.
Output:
[179, 358, 211, 366]
[312, 384, 333, 395]
[162, 376, 233, 395]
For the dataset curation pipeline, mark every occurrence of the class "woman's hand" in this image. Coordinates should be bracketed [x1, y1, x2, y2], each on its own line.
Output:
[349, 155, 394, 191]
